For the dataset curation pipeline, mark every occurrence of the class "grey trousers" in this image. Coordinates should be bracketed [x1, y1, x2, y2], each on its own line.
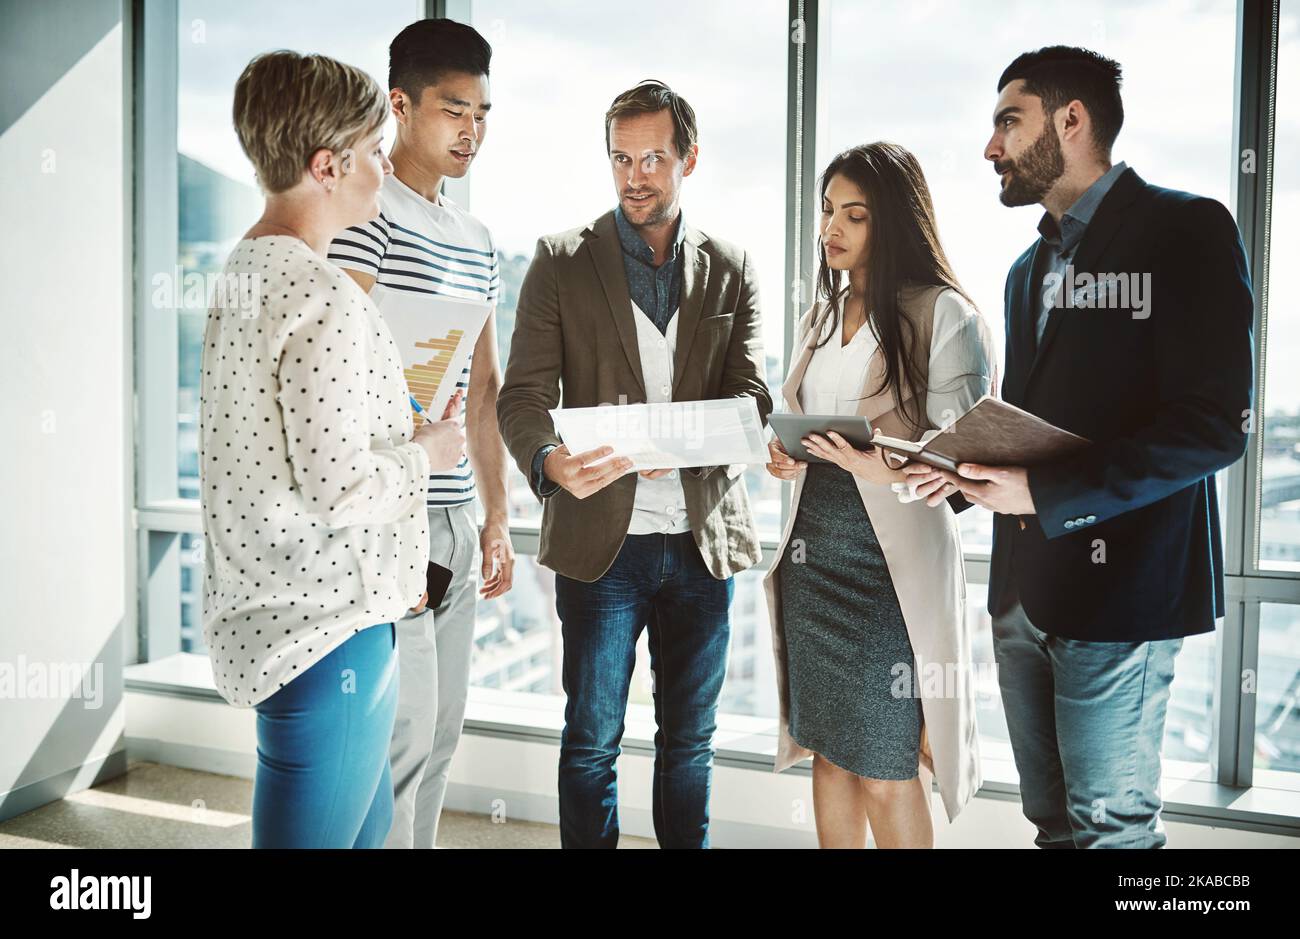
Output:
[385, 502, 479, 849]
[992, 587, 1183, 848]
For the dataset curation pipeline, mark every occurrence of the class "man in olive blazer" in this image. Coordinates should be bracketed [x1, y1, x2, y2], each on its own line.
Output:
[496, 81, 771, 848]
[497, 210, 770, 579]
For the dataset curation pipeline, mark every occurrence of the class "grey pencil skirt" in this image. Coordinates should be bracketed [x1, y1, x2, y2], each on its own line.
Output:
[778, 462, 922, 780]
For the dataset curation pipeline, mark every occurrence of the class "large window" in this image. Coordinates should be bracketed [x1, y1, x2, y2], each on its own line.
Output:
[175, 0, 420, 501]
[166, 0, 421, 652]
[1254, 4, 1300, 781]
[815, 0, 1236, 558]
[812, 0, 1238, 775]
[460, 0, 790, 721]
[465, 0, 790, 536]
[1261, 7, 1300, 572]
[135, 1, 1300, 808]
[1258, 603, 1300, 776]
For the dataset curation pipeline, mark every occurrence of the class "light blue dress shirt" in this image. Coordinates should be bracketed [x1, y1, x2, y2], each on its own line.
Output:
[1033, 161, 1128, 345]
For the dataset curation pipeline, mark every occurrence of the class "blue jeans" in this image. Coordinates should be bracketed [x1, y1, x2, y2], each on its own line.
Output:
[992, 594, 1183, 848]
[252, 622, 399, 848]
[555, 531, 733, 848]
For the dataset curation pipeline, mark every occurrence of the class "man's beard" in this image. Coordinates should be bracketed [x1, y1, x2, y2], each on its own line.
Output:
[622, 189, 674, 226]
[996, 122, 1065, 207]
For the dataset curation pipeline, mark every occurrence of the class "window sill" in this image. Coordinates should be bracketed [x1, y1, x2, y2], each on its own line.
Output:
[125, 653, 1300, 837]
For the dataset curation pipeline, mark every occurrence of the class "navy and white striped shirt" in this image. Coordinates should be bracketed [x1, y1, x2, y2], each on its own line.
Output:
[328, 175, 500, 507]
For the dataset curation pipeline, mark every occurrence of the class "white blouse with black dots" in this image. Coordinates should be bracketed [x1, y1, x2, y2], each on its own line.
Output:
[198, 235, 431, 707]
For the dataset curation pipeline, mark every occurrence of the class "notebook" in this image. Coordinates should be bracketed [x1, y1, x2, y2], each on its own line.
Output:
[872, 395, 1090, 472]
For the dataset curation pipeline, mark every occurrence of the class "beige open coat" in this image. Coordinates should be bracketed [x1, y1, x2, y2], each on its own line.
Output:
[763, 284, 997, 823]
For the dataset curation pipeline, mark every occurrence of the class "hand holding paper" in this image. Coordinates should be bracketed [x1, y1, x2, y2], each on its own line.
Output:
[543, 444, 636, 499]
[549, 398, 768, 471]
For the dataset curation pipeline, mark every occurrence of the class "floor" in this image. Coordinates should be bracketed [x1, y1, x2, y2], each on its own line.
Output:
[0, 761, 657, 849]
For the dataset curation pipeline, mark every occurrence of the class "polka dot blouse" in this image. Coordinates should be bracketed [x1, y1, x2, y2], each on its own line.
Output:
[198, 236, 431, 707]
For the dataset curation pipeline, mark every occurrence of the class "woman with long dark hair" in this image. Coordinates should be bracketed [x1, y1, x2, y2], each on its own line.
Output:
[763, 142, 997, 847]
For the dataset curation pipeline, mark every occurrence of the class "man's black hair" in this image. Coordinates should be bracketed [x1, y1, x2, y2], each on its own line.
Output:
[998, 46, 1123, 155]
[389, 18, 492, 101]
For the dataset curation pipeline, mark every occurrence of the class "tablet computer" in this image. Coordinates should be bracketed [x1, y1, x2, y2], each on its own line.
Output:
[768, 413, 875, 464]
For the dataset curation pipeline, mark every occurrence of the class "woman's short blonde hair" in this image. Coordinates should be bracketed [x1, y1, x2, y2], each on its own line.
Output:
[233, 50, 389, 194]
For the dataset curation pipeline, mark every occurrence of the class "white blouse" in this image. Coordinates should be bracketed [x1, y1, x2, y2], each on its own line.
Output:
[799, 289, 996, 487]
[199, 236, 431, 707]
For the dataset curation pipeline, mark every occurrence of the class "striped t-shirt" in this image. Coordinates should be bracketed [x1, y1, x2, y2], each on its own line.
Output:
[328, 175, 500, 507]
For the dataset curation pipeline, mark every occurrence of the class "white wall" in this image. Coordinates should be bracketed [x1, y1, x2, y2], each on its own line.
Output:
[0, 0, 131, 818]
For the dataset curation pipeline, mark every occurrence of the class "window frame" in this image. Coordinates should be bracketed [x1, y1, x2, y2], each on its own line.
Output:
[131, 0, 1300, 810]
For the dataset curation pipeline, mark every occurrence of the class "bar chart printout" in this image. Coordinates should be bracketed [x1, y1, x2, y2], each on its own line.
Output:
[369, 283, 493, 422]
[405, 329, 463, 412]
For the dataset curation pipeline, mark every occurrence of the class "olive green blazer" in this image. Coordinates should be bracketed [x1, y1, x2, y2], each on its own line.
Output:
[496, 209, 773, 582]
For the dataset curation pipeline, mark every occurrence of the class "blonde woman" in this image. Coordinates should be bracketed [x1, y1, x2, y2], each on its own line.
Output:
[200, 51, 464, 847]
[764, 143, 996, 847]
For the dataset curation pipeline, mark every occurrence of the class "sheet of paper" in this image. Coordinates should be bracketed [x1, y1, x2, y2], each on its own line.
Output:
[549, 397, 769, 470]
[371, 283, 493, 421]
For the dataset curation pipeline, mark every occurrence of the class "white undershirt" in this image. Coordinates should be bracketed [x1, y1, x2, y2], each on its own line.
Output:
[627, 299, 691, 535]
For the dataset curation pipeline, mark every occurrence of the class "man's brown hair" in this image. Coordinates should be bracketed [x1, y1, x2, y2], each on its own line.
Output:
[604, 79, 698, 159]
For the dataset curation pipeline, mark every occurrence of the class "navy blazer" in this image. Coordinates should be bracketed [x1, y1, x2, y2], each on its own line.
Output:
[988, 167, 1254, 641]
